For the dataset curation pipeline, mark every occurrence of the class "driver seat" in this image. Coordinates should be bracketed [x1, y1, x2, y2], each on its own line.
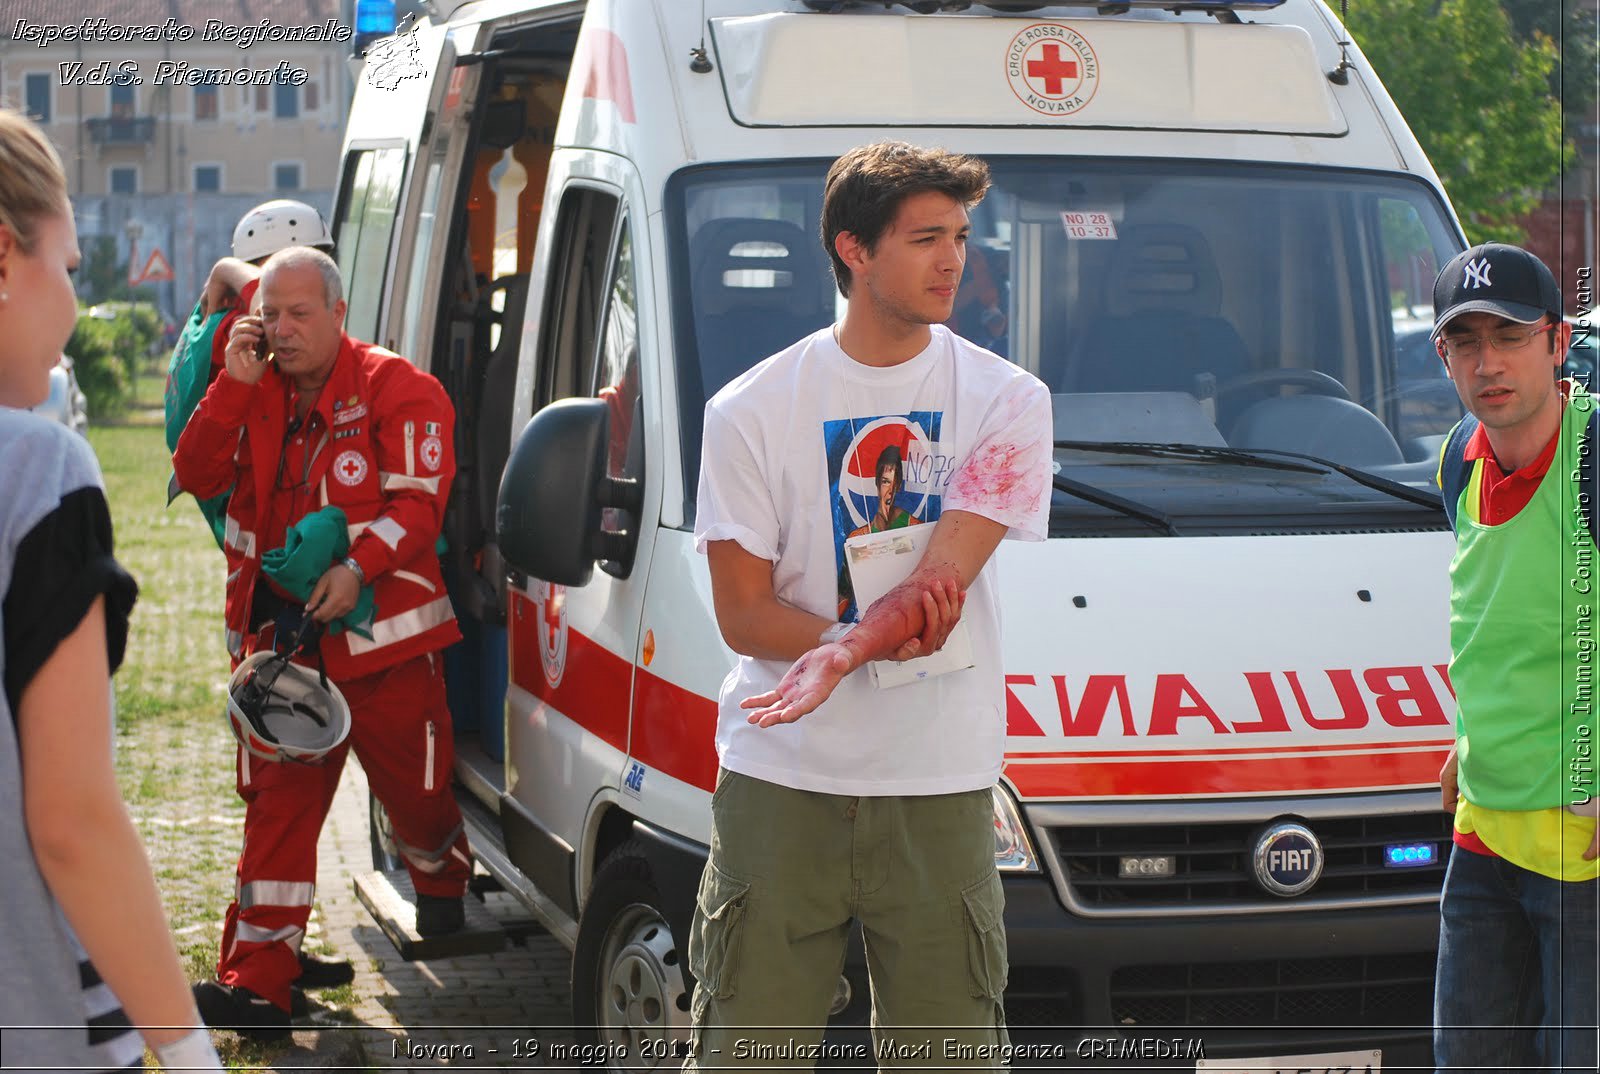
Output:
[1069, 224, 1250, 395]
[1229, 394, 1404, 467]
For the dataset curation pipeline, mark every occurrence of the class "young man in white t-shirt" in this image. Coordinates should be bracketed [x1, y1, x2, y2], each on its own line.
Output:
[688, 142, 1053, 1067]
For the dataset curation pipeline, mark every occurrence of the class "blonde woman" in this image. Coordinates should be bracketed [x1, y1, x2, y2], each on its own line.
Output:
[0, 108, 222, 1071]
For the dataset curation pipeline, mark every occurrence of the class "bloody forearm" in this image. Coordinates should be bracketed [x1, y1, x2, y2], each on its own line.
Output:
[837, 562, 961, 668]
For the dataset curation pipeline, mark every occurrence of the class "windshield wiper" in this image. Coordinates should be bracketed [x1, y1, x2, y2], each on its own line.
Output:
[1054, 439, 1326, 474]
[1051, 472, 1179, 536]
[1054, 440, 1444, 511]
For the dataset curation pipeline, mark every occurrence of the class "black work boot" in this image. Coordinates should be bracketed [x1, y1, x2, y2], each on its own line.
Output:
[415, 893, 465, 937]
[191, 980, 290, 1042]
[296, 951, 355, 989]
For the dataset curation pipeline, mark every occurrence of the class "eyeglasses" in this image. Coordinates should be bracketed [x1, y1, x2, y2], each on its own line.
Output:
[1437, 322, 1557, 359]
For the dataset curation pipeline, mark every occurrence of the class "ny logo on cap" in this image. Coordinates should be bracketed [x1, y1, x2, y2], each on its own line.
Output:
[1463, 257, 1493, 289]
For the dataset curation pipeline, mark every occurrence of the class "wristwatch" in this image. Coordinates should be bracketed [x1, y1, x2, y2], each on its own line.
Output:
[342, 556, 366, 584]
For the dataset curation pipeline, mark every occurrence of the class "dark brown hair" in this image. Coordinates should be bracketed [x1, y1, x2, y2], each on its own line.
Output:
[821, 142, 991, 298]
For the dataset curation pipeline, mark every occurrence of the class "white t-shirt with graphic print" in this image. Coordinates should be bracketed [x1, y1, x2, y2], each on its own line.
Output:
[695, 324, 1052, 796]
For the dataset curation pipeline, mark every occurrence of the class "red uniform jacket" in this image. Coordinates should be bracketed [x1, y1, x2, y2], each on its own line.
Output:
[174, 334, 461, 679]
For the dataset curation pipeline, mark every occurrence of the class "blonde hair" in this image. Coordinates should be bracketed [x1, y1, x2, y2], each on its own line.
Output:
[0, 108, 69, 254]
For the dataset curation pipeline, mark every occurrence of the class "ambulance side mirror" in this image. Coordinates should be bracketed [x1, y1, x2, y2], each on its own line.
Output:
[496, 398, 642, 587]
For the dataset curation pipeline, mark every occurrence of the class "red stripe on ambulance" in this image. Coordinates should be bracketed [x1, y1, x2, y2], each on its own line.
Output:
[1004, 747, 1450, 798]
[508, 591, 630, 753]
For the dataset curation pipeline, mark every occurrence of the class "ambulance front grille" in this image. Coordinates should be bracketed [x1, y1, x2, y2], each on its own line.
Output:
[1110, 951, 1436, 1027]
[1047, 811, 1451, 914]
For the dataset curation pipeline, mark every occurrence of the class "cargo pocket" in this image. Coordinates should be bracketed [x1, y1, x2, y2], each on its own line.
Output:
[962, 868, 1009, 999]
[688, 862, 752, 1000]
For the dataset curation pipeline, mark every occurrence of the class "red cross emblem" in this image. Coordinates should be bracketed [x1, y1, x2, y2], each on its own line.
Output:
[1006, 25, 1100, 117]
[1026, 44, 1078, 96]
[420, 435, 443, 472]
[544, 586, 564, 650]
[536, 582, 568, 689]
[333, 449, 369, 487]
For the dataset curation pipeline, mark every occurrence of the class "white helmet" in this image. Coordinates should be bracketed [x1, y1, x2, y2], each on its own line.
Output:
[225, 650, 350, 764]
[231, 199, 334, 263]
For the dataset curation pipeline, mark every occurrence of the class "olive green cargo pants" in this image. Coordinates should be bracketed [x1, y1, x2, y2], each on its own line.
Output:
[683, 769, 1010, 1072]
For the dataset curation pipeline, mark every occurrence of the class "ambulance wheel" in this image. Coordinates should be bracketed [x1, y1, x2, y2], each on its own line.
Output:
[572, 841, 691, 1071]
[369, 792, 405, 872]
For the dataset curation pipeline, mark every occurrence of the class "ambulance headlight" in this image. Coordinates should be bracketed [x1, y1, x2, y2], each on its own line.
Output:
[992, 785, 1039, 873]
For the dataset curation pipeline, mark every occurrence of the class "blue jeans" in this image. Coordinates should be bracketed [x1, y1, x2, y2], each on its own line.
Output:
[1434, 845, 1599, 1073]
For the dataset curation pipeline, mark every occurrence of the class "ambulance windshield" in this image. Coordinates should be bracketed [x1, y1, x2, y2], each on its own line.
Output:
[670, 159, 1464, 535]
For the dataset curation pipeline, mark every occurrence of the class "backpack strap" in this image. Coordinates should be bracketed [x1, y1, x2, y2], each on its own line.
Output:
[1439, 414, 1479, 533]
[1439, 405, 1598, 542]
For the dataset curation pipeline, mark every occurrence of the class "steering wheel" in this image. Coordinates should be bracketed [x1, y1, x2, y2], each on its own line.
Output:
[1215, 368, 1352, 402]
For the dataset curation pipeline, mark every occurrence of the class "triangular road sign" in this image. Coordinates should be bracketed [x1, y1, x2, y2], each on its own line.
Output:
[137, 248, 174, 283]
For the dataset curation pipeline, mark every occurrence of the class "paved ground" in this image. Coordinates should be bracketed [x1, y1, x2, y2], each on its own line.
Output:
[283, 759, 579, 1069]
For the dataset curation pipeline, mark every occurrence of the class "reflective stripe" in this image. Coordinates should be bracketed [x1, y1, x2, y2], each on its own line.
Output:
[379, 472, 441, 494]
[424, 721, 436, 793]
[233, 922, 305, 951]
[239, 743, 250, 786]
[405, 420, 416, 477]
[239, 880, 315, 909]
[319, 475, 329, 508]
[368, 515, 407, 549]
[396, 821, 464, 874]
[308, 430, 330, 473]
[344, 596, 453, 656]
[235, 922, 305, 946]
[224, 516, 257, 558]
[347, 520, 370, 543]
[392, 569, 437, 594]
[225, 568, 241, 587]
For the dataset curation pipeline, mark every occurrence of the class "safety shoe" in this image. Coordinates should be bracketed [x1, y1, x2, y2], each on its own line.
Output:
[415, 894, 465, 937]
[191, 980, 290, 1042]
[296, 951, 355, 989]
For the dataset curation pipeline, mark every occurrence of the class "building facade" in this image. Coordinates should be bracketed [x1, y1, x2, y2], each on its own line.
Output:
[0, 0, 358, 316]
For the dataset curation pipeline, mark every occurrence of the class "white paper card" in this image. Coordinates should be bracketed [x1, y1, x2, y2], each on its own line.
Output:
[843, 524, 975, 689]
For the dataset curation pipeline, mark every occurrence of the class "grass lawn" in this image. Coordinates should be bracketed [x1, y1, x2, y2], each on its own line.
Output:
[92, 421, 240, 950]
[92, 387, 349, 1068]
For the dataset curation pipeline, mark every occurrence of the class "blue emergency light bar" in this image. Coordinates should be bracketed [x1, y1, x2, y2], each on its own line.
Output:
[1383, 843, 1439, 868]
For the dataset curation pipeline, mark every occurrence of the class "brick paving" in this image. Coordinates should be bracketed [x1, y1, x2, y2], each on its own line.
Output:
[292, 758, 579, 1069]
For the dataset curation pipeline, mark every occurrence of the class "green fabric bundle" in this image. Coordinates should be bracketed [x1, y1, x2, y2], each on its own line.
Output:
[261, 506, 376, 639]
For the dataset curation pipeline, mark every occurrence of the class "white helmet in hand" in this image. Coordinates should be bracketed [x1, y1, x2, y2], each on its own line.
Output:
[231, 199, 334, 264]
[225, 650, 350, 764]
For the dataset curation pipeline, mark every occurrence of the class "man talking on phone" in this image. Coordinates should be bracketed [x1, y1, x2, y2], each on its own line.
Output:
[173, 247, 471, 1039]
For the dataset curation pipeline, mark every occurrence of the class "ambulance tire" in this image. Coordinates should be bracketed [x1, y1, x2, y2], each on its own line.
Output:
[572, 840, 692, 1066]
[369, 792, 405, 872]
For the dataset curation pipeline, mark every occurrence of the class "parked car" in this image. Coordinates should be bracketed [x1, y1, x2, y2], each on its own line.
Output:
[33, 355, 89, 436]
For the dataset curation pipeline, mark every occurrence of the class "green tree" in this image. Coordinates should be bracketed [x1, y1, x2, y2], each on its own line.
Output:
[65, 304, 161, 417]
[79, 234, 134, 306]
[1346, 0, 1568, 243]
[1500, 0, 1597, 142]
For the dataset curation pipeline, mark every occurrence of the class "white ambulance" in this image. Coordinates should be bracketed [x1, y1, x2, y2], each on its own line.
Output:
[340, 0, 1466, 1067]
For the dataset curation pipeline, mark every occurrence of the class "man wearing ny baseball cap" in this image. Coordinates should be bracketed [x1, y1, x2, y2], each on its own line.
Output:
[1430, 242, 1597, 1072]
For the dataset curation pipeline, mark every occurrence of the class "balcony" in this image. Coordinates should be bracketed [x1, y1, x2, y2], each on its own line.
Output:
[85, 116, 156, 146]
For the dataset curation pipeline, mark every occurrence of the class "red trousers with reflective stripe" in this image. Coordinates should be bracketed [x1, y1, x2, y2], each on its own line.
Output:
[218, 651, 471, 1010]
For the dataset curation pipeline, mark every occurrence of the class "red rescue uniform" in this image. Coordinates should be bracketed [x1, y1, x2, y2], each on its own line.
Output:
[174, 334, 470, 1011]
